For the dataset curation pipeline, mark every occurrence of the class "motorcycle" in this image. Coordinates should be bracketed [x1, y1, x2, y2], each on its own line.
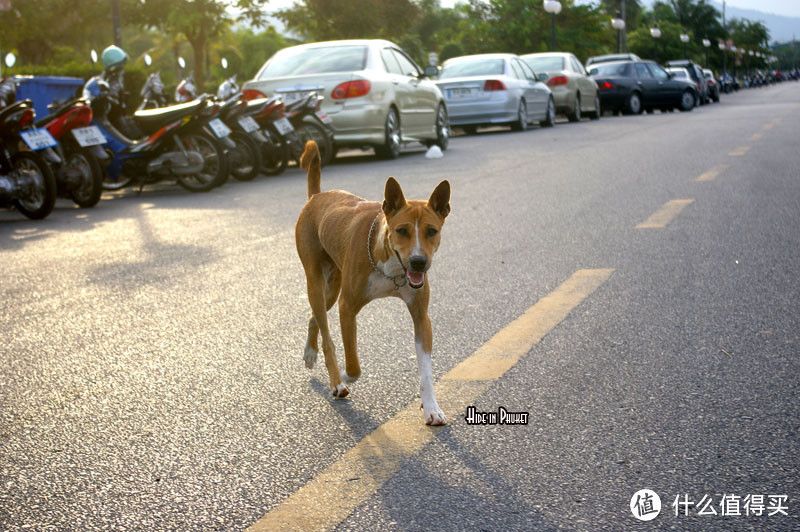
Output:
[83, 74, 230, 193]
[0, 91, 58, 219]
[138, 71, 168, 110]
[282, 92, 335, 167]
[35, 98, 107, 208]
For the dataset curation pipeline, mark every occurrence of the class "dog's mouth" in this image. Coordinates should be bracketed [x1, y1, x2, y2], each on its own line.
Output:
[406, 270, 425, 290]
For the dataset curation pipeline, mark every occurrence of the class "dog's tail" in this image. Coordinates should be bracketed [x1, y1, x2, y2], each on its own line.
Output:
[300, 140, 321, 198]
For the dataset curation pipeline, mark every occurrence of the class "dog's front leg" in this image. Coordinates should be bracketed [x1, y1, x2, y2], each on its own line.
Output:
[409, 291, 447, 425]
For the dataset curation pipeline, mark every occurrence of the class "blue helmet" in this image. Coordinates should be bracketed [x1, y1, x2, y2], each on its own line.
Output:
[101, 45, 128, 70]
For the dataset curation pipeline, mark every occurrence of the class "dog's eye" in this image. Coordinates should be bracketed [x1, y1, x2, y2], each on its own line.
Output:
[396, 227, 409, 238]
[426, 228, 438, 238]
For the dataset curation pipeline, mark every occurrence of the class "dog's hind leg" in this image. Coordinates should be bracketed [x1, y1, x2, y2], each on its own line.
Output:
[304, 266, 342, 369]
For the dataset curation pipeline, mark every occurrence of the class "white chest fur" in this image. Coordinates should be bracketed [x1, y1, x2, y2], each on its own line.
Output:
[365, 259, 415, 305]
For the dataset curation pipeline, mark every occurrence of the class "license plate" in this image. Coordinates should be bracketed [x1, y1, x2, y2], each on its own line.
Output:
[72, 125, 106, 147]
[447, 88, 477, 99]
[208, 118, 231, 138]
[316, 111, 332, 125]
[238, 116, 260, 133]
[20, 128, 58, 151]
[280, 91, 306, 103]
[273, 117, 294, 136]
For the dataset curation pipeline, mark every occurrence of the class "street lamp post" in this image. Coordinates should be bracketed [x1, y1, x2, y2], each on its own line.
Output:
[719, 41, 726, 77]
[650, 23, 662, 63]
[543, 0, 562, 51]
[703, 38, 711, 66]
[611, 12, 626, 54]
[680, 33, 690, 59]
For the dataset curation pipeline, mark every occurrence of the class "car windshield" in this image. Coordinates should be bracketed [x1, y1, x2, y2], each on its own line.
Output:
[523, 56, 564, 72]
[440, 58, 505, 78]
[258, 45, 368, 78]
[589, 63, 628, 76]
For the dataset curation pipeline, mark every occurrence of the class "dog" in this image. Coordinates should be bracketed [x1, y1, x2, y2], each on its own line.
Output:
[295, 141, 451, 425]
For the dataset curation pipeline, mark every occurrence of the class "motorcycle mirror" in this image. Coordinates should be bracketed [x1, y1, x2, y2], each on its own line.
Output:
[178, 56, 186, 69]
[221, 57, 228, 70]
[4, 53, 15, 68]
[144, 53, 152, 67]
[90, 49, 98, 64]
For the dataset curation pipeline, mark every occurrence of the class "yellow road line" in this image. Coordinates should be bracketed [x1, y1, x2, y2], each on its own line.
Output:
[246, 268, 614, 532]
[636, 199, 694, 229]
[749, 132, 763, 141]
[762, 123, 774, 131]
[695, 164, 729, 182]
[729, 145, 750, 156]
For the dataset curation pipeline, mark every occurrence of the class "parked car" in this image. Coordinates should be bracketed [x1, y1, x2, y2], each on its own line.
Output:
[588, 60, 698, 114]
[520, 52, 600, 121]
[434, 53, 555, 133]
[585, 53, 641, 68]
[665, 60, 708, 105]
[242, 39, 448, 159]
[702, 69, 720, 103]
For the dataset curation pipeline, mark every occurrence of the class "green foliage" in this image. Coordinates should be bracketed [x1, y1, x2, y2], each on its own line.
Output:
[439, 42, 464, 63]
[276, 0, 419, 42]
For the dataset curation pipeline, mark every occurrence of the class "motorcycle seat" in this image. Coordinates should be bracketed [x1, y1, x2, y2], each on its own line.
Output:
[133, 100, 204, 133]
[0, 99, 33, 125]
[34, 99, 88, 128]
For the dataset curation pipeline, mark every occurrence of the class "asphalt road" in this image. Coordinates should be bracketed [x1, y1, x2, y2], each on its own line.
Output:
[2, 83, 799, 531]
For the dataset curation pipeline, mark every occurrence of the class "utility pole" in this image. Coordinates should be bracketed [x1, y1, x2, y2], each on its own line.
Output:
[722, 1, 727, 77]
[112, 0, 122, 46]
[621, 0, 627, 53]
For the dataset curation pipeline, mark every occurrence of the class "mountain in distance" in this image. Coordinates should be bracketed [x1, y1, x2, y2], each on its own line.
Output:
[712, 1, 800, 43]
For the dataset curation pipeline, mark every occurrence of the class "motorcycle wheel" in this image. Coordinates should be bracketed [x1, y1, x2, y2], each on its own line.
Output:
[229, 131, 262, 182]
[177, 132, 228, 192]
[67, 149, 103, 208]
[260, 129, 289, 176]
[296, 119, 333, 167]
[11, 151, 57, 219]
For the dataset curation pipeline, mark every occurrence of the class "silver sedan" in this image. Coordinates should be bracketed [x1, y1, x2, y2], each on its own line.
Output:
[242, 39, 449, 159]
[435, 53, 555, 133]
[520, 52, 601, 122]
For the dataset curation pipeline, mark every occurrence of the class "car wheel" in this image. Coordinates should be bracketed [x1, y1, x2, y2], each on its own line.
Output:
[568, 94, 581, 122]
[540, 97, 556, 127]
[679, 90, 695, 112]
[588, 94, 601, 120]
[511, 100, 528, 131]
[625, 92, 642, 115]
[375, 108, 401, 159]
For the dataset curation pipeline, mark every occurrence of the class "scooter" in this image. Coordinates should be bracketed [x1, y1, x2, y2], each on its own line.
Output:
[282, 92, 335, 166]
[36, 98, 107, 207]
[0, 94, 58, 219]
[83, 75, 230, 193]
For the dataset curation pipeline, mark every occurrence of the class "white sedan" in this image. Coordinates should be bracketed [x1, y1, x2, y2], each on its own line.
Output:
[435, 53, 556, 133]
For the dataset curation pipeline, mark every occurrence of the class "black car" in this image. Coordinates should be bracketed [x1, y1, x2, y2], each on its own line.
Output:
[588, 60, 698, 115]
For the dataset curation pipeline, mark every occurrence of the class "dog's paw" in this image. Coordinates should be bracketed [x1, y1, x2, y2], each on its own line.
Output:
[421, 402, 447, 426]
[331, 383, 350, 398]
[303, 345, 318, 369]
[340, 368, 360, 384]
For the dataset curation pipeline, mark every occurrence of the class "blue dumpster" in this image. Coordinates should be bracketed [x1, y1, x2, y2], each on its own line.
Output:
[13, 76, 85, 118]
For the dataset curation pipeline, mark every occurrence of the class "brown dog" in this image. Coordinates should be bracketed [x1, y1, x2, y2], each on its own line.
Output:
[295, 141, 450, 425]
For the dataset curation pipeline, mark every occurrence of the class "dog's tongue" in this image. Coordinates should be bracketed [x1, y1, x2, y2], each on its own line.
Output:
[407, 270, 425, 286]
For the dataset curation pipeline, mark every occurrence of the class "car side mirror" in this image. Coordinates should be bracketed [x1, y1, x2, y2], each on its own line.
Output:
[423, 65, 439, 78]
[537, 73, 549, 82]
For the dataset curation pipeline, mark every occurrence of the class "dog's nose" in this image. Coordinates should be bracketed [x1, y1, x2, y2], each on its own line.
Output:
[409, 255, 427, 272]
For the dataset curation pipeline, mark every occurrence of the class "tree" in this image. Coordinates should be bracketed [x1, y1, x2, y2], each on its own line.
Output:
[276, 0, 419, 42]
[125, 0, 269, 90]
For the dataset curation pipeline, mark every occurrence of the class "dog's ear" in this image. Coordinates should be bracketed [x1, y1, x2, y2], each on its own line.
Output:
[383, 177, 407, 217]
[427, 180, 450, 219]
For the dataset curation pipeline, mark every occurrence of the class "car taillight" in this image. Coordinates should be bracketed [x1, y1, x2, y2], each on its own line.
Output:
[243, 89, 267, 101]
[19, 109, 34, 128]
[599, 81, 616, 90]
[331, 80, 371, 100]
[547, 75, 568, 87]
[483, 80, 506, 91]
